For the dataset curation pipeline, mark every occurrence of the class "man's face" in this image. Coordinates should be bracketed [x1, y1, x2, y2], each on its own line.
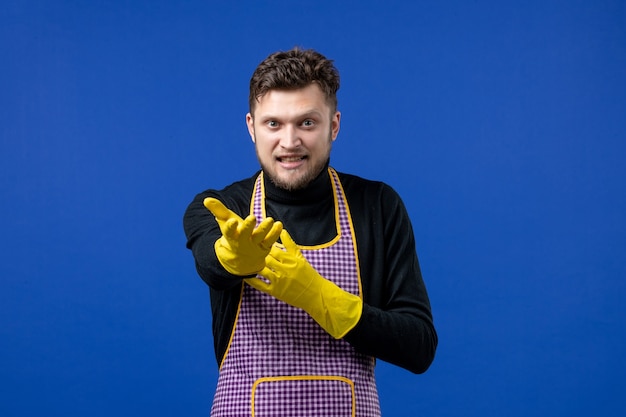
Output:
[246, 84, 340, 191]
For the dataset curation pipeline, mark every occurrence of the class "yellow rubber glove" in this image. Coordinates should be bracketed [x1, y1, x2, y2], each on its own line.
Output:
[204, 197, 283, 276]
[246, 230, 363, 339]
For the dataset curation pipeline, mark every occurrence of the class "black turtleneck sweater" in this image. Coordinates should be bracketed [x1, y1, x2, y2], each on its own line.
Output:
[183, 167, 437, 374]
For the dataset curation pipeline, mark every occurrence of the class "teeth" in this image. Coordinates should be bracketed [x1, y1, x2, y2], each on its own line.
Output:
[281, 156, 303, 162]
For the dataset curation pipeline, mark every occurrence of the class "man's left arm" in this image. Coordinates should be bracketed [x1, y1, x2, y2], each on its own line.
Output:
[343, 184, 437, 374]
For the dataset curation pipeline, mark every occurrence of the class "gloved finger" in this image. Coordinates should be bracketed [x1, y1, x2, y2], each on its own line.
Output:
[271, 241, 289, 255]
[264, 247, 284, 268]
[261, 221, 283, 248]
[238, 215, 258, 239]
[204, 198, 243, 223]
[221, 218, 240, 239]
[266, 243, 297, 267]
[250, 217, 276, 244]
[280, 229, 298, 253]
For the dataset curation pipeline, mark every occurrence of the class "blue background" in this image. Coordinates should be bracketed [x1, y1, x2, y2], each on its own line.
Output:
[2, 1, 625, 416]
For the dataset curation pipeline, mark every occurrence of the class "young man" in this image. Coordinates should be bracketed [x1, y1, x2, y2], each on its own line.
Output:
[183, 47, 437, 417]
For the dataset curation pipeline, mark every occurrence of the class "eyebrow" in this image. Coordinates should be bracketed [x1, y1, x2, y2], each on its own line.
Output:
[259, 109, 324, 121]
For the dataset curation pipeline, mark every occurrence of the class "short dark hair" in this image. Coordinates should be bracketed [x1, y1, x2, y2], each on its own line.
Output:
[248, 47, 340, 114]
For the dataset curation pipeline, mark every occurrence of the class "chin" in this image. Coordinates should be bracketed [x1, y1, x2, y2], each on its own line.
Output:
[270, 175, 307, 191]
[265, 170, 311, 191]
[262, 160, 328, 191]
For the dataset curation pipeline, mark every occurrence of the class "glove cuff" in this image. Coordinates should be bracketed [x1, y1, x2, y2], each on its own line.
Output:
[308, 279, 363, 339]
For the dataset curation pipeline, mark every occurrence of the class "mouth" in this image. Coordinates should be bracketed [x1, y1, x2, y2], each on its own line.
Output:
[276, 154, 307, 170]
[277, 155, 307, 163]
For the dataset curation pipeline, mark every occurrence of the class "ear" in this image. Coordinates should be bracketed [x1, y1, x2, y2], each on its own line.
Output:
[331, 111, 341, 141]
[246, 113, 255, 143]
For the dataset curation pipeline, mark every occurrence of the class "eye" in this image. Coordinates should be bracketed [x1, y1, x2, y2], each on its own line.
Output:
[267, 120, 279, 128]
[301, 119, 315, 128]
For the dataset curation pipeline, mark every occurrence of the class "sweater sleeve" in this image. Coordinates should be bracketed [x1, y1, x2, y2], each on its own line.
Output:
[343, 182, 437, 374]
[183, 189, 248, 291]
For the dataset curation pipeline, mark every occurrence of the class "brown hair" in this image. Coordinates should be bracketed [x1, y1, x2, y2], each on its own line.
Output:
[248, 47, 340, 114]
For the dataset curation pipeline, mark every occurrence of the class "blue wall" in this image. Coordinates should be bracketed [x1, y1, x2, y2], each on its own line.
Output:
[2, 1, 625, 416]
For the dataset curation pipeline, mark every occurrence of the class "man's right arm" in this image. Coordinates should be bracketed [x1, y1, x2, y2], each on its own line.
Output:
[183, 191, 244, 290]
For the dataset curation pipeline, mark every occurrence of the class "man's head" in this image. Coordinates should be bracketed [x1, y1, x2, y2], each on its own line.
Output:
[248, 47, 340, 116]
[246, 48, 341, 191]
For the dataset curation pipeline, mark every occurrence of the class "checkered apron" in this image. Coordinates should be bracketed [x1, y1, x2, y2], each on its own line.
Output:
[210, 168, 380, 417]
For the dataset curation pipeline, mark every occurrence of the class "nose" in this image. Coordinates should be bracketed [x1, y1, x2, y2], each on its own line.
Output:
[279, 125, 301, 149]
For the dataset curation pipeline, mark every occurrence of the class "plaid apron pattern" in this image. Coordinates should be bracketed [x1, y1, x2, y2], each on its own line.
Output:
[210, 168, 380, 417]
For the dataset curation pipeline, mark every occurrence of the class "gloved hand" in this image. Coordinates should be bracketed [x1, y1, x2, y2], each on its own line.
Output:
[204, 197, 283, 276]
[246, 229, 363, 339]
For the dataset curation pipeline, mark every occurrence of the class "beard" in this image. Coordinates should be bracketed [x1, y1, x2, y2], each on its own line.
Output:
[264, 156, 329, 191]
[255, 131, 333, 192]
[258, 150, 331, 192]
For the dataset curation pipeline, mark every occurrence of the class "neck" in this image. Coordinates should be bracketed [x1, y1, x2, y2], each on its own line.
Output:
[264, 166, 331, 205]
